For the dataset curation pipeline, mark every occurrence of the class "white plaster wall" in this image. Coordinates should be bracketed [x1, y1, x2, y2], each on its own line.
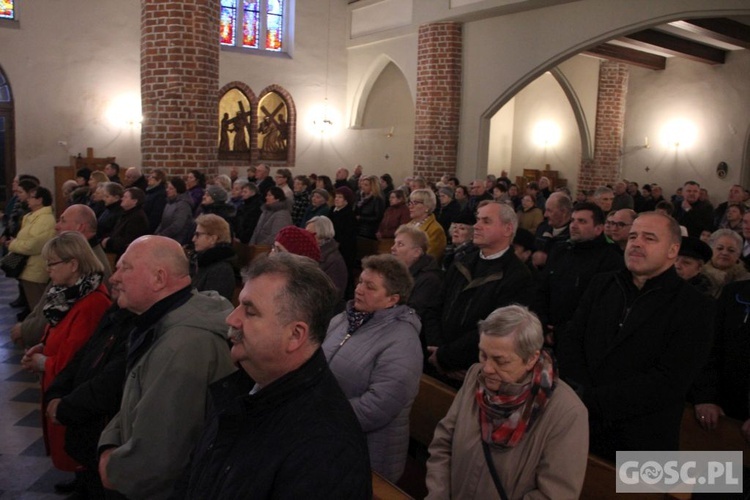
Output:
[622, 50, 750, 205]
[0, 0, 141, 189]
[488, 98, 514, 176]
[508, 72, 581, 193]
[556, 54, 600, 160]
[459, 0, 750, 185]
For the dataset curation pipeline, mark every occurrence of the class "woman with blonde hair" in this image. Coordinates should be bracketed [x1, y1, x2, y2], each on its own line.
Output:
[407, 188, 447, 263]
[21, 232, 111, 477]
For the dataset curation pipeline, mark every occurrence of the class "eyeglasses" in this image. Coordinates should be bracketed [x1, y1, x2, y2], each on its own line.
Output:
[46, 260, 68, 269]
[605, 221, 631, 229]
[408, 200, 424, 207]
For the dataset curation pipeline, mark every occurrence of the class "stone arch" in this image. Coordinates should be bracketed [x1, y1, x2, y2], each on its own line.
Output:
[475, 8, 750, 173]
[257, 84, 296, 167]
[349, 54, 409, 129]
[0, 65, 14, 204]
[548, 68, 593, 162]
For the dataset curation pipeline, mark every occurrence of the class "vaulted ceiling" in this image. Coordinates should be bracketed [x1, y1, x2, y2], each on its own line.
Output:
[583, 17, 750, 70]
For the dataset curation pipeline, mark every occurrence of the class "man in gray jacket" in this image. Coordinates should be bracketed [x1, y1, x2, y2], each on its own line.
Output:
[98, 235, 236, 499]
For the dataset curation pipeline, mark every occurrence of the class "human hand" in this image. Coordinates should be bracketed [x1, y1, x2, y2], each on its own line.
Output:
[426, 346, 443, 373]
[46, 398, 61, 425]
[99, 448, 115, 489]
[10, 323, 23, 347]
[694, 403, 724, 431]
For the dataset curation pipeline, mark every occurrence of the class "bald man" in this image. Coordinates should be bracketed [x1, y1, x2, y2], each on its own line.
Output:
[98, 236, 235, 499]
[10, 204, 112, 347]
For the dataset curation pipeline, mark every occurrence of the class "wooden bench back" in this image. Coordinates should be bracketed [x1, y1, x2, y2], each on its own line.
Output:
[410, 375, 457, 448]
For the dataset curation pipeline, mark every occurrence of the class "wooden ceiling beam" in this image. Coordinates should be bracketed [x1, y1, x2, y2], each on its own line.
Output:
[670, 18, 750, 50]
[623, 29, 726, 65]
[584, 43, 666, 70]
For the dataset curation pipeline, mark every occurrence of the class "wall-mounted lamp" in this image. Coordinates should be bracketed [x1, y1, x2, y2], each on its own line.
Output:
[532, 120, 561, 147]
[386, 126, 395, 138]
[106, 94, 143, 127]
[660, 119, 697, 149]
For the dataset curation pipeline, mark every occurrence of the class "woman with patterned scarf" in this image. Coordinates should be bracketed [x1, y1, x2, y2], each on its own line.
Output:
[426, 305, 588, 500]
[21, 232, 111, 479]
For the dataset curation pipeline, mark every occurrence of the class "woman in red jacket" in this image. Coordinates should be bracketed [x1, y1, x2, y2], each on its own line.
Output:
[21, 232, 111, 474]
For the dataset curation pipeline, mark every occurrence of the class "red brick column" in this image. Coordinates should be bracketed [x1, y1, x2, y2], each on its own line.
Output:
[413, 23, 462, 182]
[577, 61, 629, 192]
[141, 0, 219, 177]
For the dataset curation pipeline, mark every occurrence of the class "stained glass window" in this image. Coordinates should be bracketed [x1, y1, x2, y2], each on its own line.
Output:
[220, 0, 237, 46]
[221, 0, 288, 53]
[0, 0, 15, 20]
[242, 1, 259, 48]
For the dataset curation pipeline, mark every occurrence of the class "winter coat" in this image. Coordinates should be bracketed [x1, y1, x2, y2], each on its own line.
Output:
[517, 206, 544, 233]
[408, 254, 444, 347]
[702, 261, 750, 298]
[98, 291, 236, 500]
[299, 203, 331, 229]
[190, 243, 237, 301]
[426, 364, 589, 500]
[410, 214, 447, 263]
[156, 192, 194, 245]
[144, 183, 167, 233]
[329, 205, 358, 268]
[172, 350, 371, 499]
[41, 283, 111, 471]
[104, 206, 150, 258]
[187, 185, 205, 216]
[558, 267, 714, 459]
[378, 203, 411, 239]
[45, 305, 135, 470]
[323, 304, 422, 482]
[8, 206, 56, 284]
[96, 203, 122, 240]
[438, 248, 535, 374]
[291, 190, 311, 226]
[436, 199, 461, 236]
[250, 200, 292, 245]
[354, 194, 385, 239]
[319, 238, 347, 302]
[234, 194, 263, 244]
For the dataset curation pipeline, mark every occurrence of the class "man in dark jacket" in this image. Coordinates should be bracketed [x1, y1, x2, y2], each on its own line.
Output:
[533, 202, 624, 347]
[174, 253, 371, 499]
[143, 169, 168, 233]
[675, 180, 714, 237]
[428, 201, 535, 387]
[234, 182, 264, 244]
[533, 191, 573, 269]
[558, 212, 714, 460]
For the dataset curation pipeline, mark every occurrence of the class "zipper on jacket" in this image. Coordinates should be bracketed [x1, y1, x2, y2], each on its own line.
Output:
[328, 333, 352, 363]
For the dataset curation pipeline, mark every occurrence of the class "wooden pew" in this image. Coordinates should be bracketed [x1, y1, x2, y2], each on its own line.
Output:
[409, 375, 456, 448]
[680, 404, 750, 464]
[581, 455, 688, 500]
[373, 471, 413, 500]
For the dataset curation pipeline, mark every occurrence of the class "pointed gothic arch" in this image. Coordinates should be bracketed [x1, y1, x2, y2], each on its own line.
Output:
[349, 54, 410, 129]
[0, 65, 14, 205]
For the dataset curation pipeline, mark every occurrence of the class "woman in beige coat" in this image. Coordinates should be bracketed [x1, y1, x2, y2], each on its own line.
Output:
[426, 305, 588, 500]
[7, 186, 56, 310]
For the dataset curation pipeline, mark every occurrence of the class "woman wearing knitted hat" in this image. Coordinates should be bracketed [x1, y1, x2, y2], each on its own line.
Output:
[199, 185, 237, 229]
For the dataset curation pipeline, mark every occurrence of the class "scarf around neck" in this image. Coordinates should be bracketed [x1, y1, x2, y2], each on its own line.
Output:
[475, 349, 557, 448]
[43, 272, 104, 326]
[345, 300, 375, 334]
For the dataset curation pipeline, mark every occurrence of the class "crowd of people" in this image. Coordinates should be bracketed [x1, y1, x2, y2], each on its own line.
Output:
[1, 162, 749, 499]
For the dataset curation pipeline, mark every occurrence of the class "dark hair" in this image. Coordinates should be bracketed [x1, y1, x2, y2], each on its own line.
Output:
[317, 175, 335, 195]
[449, 176, 460, 186]
[380, 173, 394, 190]
[267, 186, 286, 202]
[189, 169, 206, 187]
[572, 201, 605, 226]
[19, 174, 40, 185]
[169, 176, 187, 194]
[150, 168, 167, 183]
[124, 187, 146, 207]
[294, 175, 311, 188]
[655, 200, 674, 215]
[107, 162, 120, 174]
[18, 179, 38, 193]
[31, 186, 53, 206]
[242, 253, 337, 345]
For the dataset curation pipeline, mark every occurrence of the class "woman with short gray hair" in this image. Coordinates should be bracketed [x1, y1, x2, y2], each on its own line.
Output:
[426, 304, 588, 499]
[408, 189, 447, 263]
[305, 216, 347, 305]
[702, 228, 750, 298]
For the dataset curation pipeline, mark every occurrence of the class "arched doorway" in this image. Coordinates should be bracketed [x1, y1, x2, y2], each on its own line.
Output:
[0, 66, 14, 206]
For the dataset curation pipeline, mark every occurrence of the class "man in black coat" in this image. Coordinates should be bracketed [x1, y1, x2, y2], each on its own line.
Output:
[254, 163, 274, 195]
[533, 202, 624, 347]
[675, 180, 714, 237]
[174, 253, 371, 499]
[428, 201, 535, 387]
[558, 212, 714, 460]
[533, 191, 573, 269]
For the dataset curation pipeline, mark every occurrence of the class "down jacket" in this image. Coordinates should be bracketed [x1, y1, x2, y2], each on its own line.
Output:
[323, 304, 422, 482]
[249, 200, 292, 245]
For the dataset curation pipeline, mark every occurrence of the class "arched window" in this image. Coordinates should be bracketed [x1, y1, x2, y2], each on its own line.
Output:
[0, 66, 15, 205]
[220, 0, 291, 53]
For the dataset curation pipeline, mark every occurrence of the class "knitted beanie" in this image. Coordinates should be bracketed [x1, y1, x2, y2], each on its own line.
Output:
[275, 225, 322, 262]
[206, 185, 228, 203]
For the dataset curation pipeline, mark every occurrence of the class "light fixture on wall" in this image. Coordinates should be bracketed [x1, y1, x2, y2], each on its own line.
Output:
[386, 126, 395, 138]
[532, 120, 560, 147]
[660, 119, 697, 149]
[106, 93, 143, 127]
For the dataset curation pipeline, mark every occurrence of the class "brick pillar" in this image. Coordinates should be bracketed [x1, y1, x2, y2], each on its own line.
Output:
[413, 23, 462, 182]
[577, 61, 629, 192]
[141, 0, 219, 177]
